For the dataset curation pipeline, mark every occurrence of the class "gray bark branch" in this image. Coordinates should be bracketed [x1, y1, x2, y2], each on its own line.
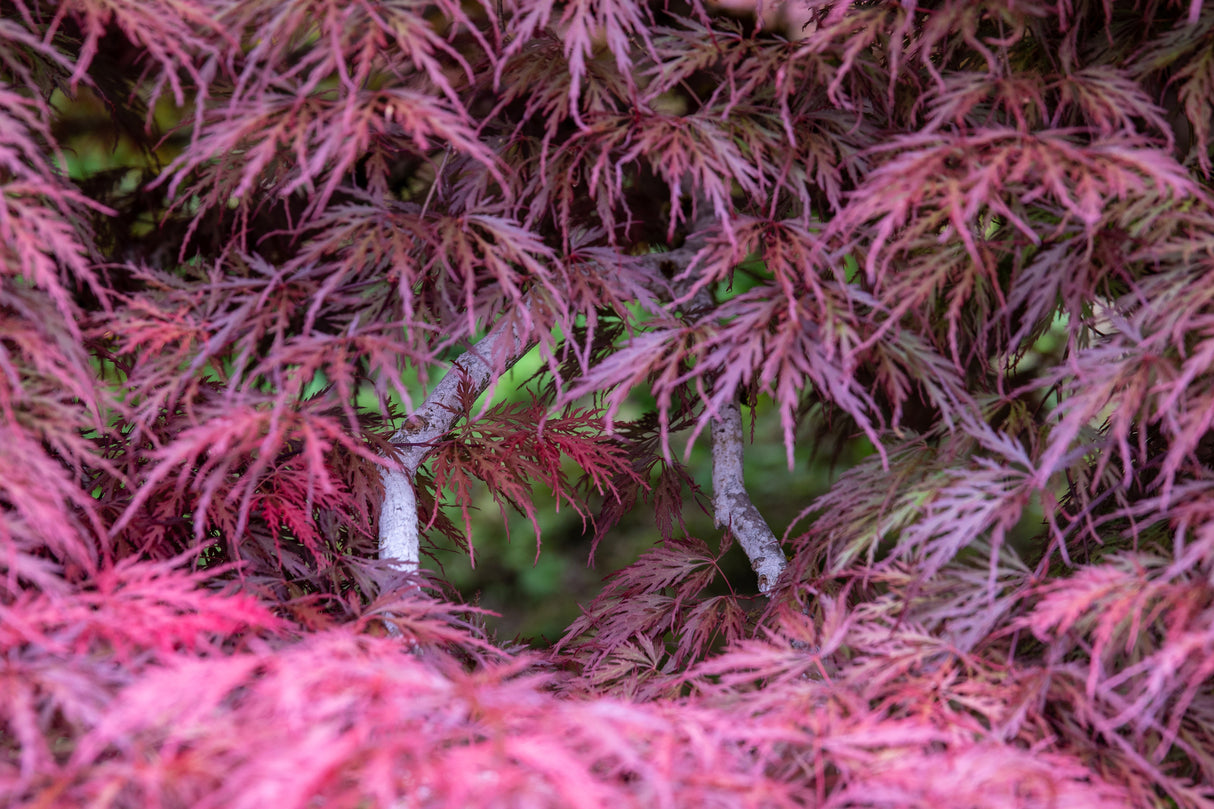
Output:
[378, 301, 536, 572]
[379, 223, 786, 597]
[674, 225, 787, 595]
[710, 404, 787, 594]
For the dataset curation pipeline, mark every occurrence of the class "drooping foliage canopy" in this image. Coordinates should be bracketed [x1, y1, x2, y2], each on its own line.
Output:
[4, 0, 1214, 805]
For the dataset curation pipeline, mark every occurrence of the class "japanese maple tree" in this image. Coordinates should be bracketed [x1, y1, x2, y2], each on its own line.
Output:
[3, 0, 1214, 806]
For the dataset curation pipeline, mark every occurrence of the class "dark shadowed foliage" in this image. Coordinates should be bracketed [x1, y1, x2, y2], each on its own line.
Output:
[2, 0, 1214, 806]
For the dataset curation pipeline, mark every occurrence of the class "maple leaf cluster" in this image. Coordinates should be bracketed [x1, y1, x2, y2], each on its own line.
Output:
[2, 0, 1214, 806]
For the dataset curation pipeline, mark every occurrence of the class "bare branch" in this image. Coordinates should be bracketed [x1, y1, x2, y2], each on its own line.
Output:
[711, 404, 787, 594]
[669, 220, 788, 595]
[378, 462, 422, 573]
[379, 298, 538, 572]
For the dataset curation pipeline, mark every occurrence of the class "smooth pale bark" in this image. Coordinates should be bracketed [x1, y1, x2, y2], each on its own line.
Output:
[678, 254, 787, 595]
[710, 403, 787, 593]
[378, 303, 535, 572]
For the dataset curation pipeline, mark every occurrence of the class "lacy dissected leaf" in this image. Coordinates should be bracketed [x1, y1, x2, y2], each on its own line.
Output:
[5, 1, 1214, 806]
[557, 536, 752, 686]
[428, 397, 639, 562]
